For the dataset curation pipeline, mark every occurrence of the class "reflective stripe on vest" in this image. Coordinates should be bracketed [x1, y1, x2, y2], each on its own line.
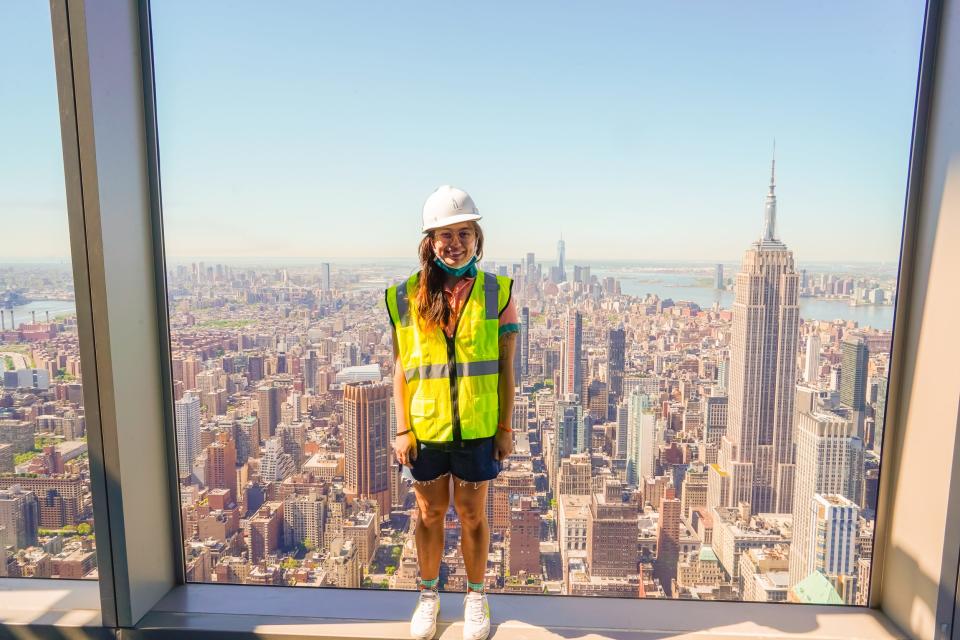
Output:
[404, 359, 500, 383]
[386, 270, 512, 443]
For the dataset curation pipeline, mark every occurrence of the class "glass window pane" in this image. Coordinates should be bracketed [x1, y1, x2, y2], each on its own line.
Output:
[152, 1, 922, 604]
[0, 4, 98, 580]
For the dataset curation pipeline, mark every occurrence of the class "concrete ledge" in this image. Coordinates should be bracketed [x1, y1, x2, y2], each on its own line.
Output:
[129, 584, 907, 640]
[0, 577, 108, 638]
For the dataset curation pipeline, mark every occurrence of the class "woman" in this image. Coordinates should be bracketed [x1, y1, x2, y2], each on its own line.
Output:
[385, 185, 518, 640]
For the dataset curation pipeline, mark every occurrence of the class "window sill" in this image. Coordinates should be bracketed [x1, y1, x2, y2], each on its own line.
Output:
[130, 584, 906, 640]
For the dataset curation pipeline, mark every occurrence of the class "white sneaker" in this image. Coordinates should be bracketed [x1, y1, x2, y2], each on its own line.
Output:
[462, 590, 490, 640]
[410, 589, 440, 640]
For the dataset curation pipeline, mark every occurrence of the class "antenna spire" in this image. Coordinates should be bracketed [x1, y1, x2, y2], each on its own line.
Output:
[763, 141, 778, 241]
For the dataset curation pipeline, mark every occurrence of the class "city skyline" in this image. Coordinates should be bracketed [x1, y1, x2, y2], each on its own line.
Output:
[3, 2, 925, 261]
[0, 2, 905, 601]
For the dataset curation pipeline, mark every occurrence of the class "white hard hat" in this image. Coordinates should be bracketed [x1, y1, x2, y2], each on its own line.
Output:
[421, 185, 482, 233]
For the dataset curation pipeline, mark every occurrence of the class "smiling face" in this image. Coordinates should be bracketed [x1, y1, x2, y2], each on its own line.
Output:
[431, 221, 479, 268]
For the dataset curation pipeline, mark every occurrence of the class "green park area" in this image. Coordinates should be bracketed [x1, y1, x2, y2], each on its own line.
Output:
[197, 319, 254, 329]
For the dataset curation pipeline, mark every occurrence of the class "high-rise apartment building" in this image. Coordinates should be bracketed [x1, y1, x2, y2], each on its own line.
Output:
[508, 496, 541, 577]
[0, 485, 39, 550]
[805, 494, 860, 604]
[0, 419, 34, 455]
[205, 431, 238, 504]
[789, 406, 864, 590]
[175, 394, 201, 478]
[626, 391, 656, 486]
[492, 470, 537, 533]
[260, 437, 295, 483]
[680, 465, 709, 520]
[840, 334, 869, 412]
[560, 311, 582, 398]
[303, 349, 319, 394]
[559, 452, 592, 496]
[717, 156, 799, 515]
[257, 385, 280, 440]
[519, 306, 530, 379]
[655, 489, 681, 596]
[248, 501, 283, 564]
[615, 401, 629, 461]
[587, 485, 638, 578]
[343, 381, 391, 518]
[0, 475, 85, 529]
[284, 493, 325, 550]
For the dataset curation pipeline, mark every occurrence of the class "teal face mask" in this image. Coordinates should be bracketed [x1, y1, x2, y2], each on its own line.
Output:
[434, 255, 478, 278]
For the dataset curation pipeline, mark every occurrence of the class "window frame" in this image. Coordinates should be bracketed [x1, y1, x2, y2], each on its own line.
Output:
[1, 0, 956, 637]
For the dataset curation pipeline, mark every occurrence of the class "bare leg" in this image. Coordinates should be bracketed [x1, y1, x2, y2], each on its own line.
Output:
[452, 479, 490, 586]
[413, 474, 451, 582]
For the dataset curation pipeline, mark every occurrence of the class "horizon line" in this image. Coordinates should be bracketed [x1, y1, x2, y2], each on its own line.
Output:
[0, 256, 902, 266]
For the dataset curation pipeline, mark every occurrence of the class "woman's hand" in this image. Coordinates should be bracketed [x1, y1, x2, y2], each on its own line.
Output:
[493, 428, 513, 461]
[394, 431, 418, 467]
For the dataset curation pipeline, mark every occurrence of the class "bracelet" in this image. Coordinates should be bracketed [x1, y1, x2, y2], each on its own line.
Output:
[396, 429, 412, 436]
[497, 423, 512, 433]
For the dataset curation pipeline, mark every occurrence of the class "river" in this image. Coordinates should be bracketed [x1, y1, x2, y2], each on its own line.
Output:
[601, 272, 894, 329]
[2, 300, 77, 329]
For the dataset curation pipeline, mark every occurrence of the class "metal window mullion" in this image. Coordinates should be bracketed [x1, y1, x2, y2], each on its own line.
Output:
[868, 0, 944, 612]
[49, 0, 119, 628]
[49, 0, 178, 628]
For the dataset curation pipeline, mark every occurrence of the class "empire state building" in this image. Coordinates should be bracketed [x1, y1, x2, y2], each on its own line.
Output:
[711, 152, 800, 515]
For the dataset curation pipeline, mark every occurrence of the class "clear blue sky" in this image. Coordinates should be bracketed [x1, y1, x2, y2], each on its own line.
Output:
[2, 1, 925, 263]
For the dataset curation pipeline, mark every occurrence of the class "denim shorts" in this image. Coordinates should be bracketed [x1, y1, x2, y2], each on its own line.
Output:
[400, 436, 501, 484]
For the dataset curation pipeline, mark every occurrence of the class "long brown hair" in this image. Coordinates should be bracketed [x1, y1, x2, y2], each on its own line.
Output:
[415, 222, 485, 332]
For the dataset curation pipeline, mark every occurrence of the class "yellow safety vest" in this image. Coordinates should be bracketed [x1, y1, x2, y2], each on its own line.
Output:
[385, 270, 513, 443]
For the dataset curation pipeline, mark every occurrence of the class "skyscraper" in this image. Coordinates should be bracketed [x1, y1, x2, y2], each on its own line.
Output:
[206, 431, 238, 504]
[789, 404, 864, 590]
[321, 262, 331, 291]
[607, 327, 626, 408]
[804, 333, 821, 384]
[718, 153, 800, 515]
[260, 437, 295, 482]
[714, 264, 724, 290]
[800, 494, 860, 604]
[874, 377, 888, 455]
[560, 310, 582, 399]
[257, 385, 280, 440]
[587, 483, 638, 578]
[703, 392, 729, 452]
[520, 306, 530, 379]
[304, 349, 319, 394]
[626, 391, 656, 486]
[555, 395, 586, 461]
[557, 236, 566, 282]
[655, 489, 681, 596]
[175, 394, 201, 478]
[615, 401, 629, 461]
[343, 381, 391, 518]
[508, 496, 541, 576]
[840, 334, 869, 412]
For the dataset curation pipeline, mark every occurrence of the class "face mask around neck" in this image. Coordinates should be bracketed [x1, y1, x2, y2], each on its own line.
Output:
[433, 256, 478, 278]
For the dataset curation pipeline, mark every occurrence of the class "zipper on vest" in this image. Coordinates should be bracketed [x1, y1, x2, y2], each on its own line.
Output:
[446, 334, 462, 444]
[444, 273, 482, 446]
